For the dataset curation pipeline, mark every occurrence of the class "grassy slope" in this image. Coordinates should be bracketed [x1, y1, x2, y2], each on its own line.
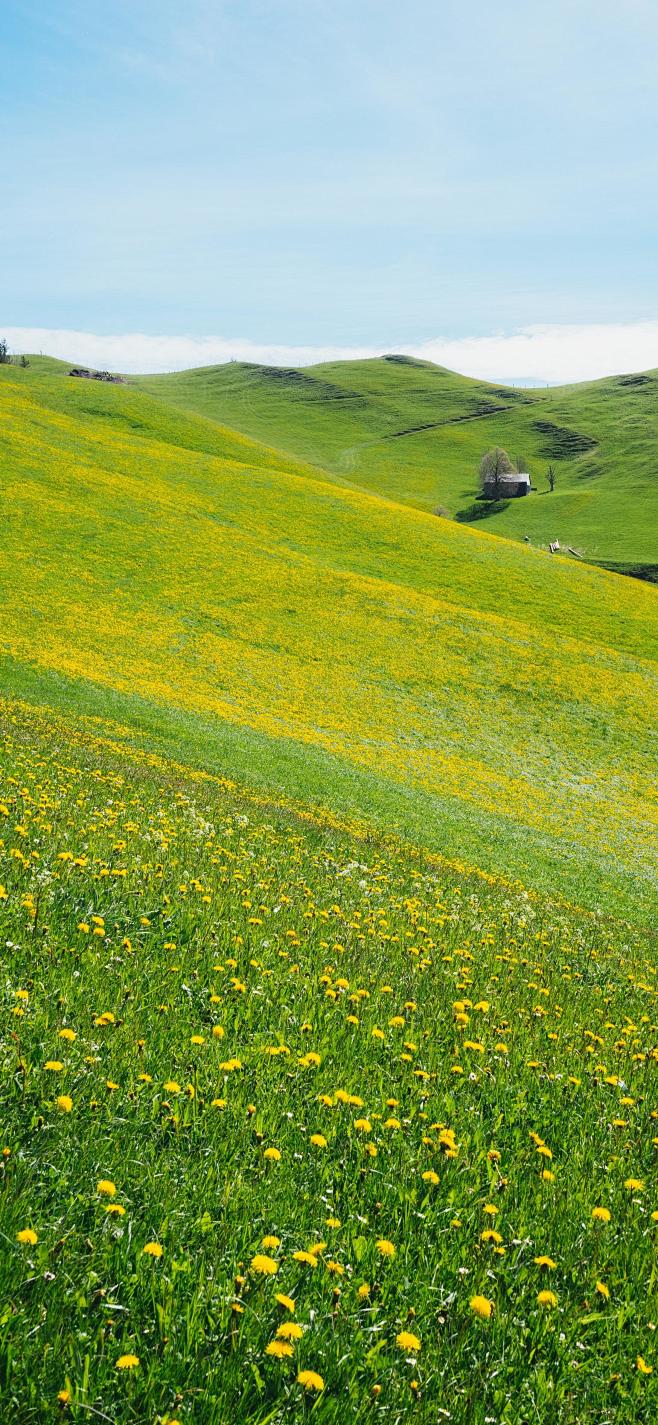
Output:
[1, 359, 657, 921]
[136, 357, 658, 565]
[2, 699, 658, 1424]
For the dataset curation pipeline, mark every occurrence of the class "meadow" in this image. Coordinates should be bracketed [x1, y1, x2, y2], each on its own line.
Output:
[1, 360, 657, 920]
[1, 355, 657, 1423]
[137, 356, 658, 569]
[2, 697, 658, 1424]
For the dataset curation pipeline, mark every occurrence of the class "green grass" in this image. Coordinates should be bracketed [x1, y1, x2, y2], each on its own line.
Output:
[1, 358, 657, 923]
[1, 355, 657, 1424]
[136, 356, 658, 566]
[2, 698, 658, 1423]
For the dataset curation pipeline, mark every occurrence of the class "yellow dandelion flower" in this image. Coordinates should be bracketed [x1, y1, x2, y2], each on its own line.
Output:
[97, 1180, 116, 1197]
[45, 1061, 64, 1072]
[263, 1147, 281, 1161]
[396, 1330, 421, 1352]
[470, 1295, 494, 1319]
[624, 1178, 644, 1192]
[261, 1235, 281, 1249]
[297, 1370, 324, 1392]
[592, 1206, 611, 1223]
[537, 1290, 558, 1308]
[534, 1256, 557, 1269]
[115, 1354, 139, 1370]
[376, 1238, 396, 1258]
[17, 1228, 38, 1245]
[56, 1095, 73, 1113]
[105, 1204, 126, 1216]
[143, 1242, 163, 1257]
[310, 1133, 327, 1148]
[357, 1283, 371, 1299]
[637, 1356, 653, 1374]
[275, 1293, 296, 1313]
[250, 1253, 278, 1275]
[277, 1321, 304, 1340]
[596, 1280, 610, 1299]
[421, 1170, 439, 1185]
[265, 1340, 294, 1358]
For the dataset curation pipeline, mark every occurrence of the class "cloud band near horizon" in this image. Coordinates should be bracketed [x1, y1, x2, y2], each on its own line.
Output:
[4, 320, 658, 385]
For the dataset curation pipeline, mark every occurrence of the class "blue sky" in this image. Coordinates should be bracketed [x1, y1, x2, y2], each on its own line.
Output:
[3, 0, 658, 377]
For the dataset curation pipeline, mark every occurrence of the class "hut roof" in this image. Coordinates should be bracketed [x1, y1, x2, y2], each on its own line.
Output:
[485, 471, 530, 485]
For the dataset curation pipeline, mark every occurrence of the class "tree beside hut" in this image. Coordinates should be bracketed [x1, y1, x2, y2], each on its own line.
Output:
[479, 447, 531, 499]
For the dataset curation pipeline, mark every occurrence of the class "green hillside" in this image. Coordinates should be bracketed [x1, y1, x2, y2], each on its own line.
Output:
[1, 356, 658, 1424]
[136, 356, 658, 568]
[0, 358, 657, 921]
[3, 699, 658, 1423]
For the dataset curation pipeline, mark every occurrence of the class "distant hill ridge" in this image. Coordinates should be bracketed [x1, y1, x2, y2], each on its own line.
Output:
[135, 355, 658, 568]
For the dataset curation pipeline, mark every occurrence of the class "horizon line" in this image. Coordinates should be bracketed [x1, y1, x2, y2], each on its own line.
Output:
[3, 320, 658, 385]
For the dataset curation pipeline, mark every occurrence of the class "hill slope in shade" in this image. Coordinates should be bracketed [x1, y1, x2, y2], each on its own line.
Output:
[1, 358, 657, 919]
[136, 356, 658, 566]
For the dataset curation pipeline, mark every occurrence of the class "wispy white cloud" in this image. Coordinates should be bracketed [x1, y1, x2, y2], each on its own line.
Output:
[4, 320, 658, 384]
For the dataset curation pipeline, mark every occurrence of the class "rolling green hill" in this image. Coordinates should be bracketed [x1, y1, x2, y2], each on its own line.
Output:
[0, 357, 657, 921]
[1, 354, 658, 1422]
[136, 356, 658, 569]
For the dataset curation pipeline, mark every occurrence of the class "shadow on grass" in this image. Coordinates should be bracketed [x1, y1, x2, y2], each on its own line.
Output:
[455, 498, 511, 523]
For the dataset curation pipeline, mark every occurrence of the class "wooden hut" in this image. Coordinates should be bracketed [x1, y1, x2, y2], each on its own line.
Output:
[482, 471, 531, 499]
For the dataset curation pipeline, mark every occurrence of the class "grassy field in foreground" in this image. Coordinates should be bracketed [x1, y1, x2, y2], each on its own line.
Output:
[137, 356, 658, 567]
[1, 360, 657, 922]
[2, 699, 658, 1424]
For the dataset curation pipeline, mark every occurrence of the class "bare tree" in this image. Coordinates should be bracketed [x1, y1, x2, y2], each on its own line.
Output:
[0, 338, 10, 365]
[547, 464, 556, 492]
[479, 446, 514, 499]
